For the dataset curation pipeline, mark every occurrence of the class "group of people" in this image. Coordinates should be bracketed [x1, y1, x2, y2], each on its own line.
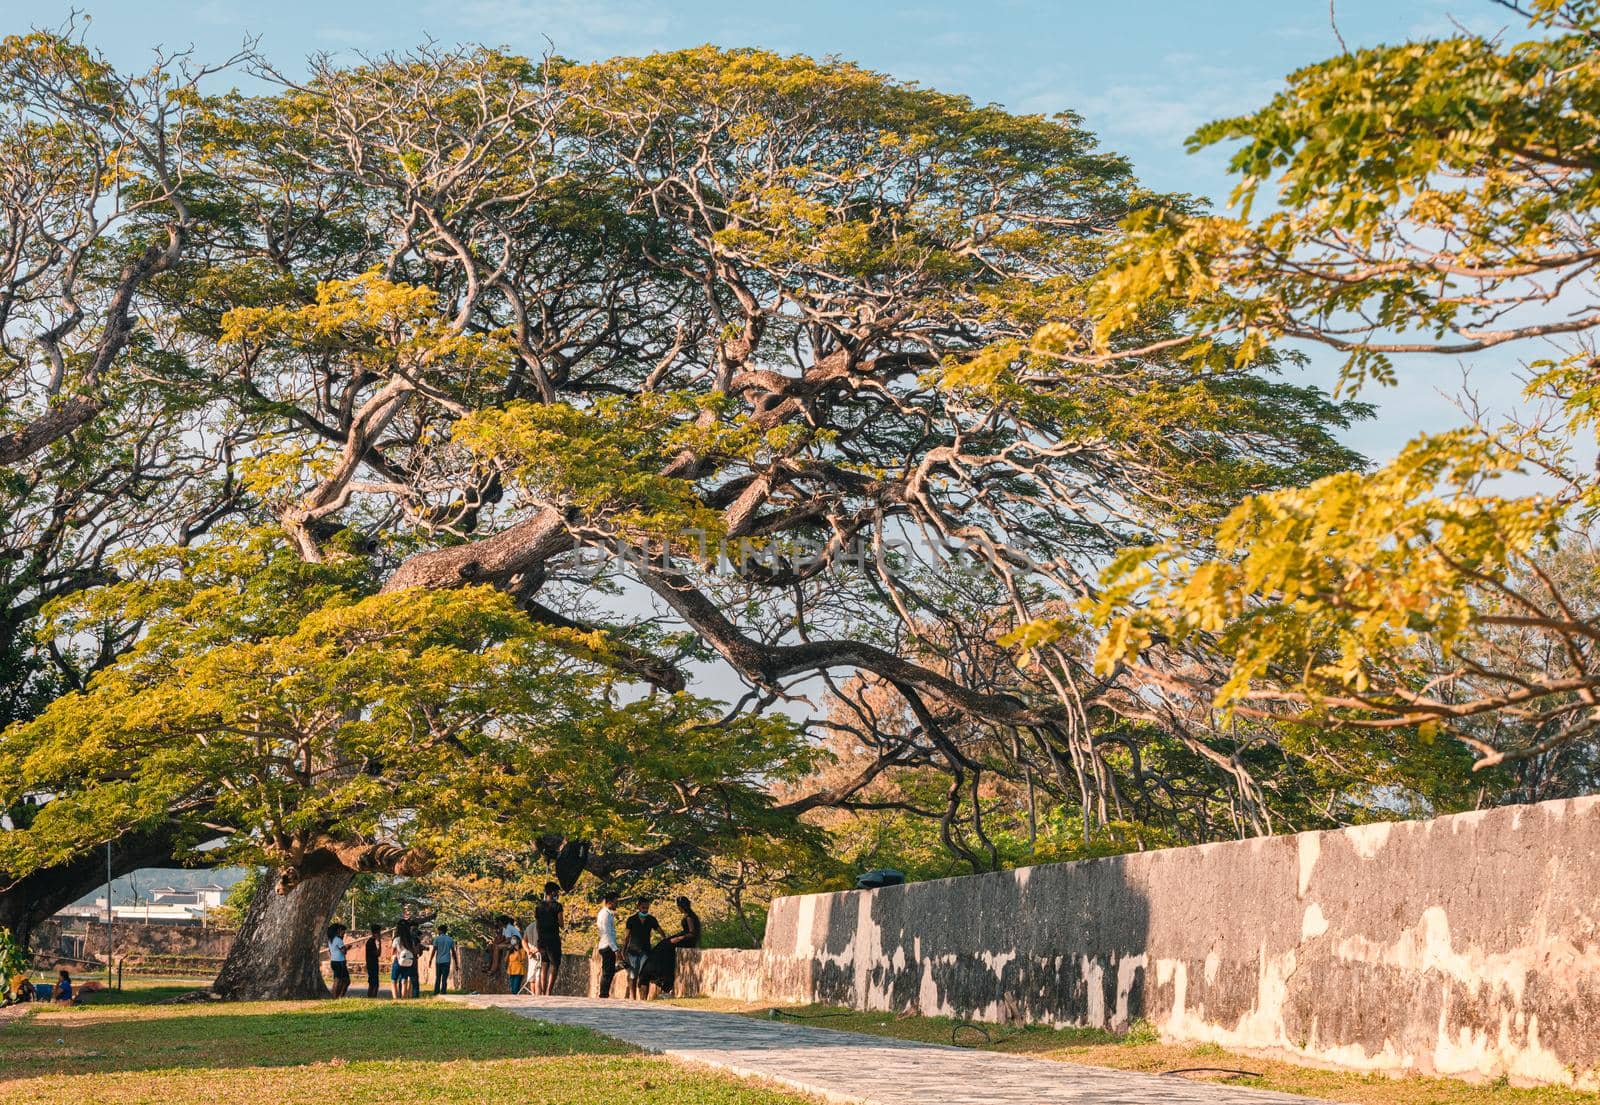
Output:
[596, 892, 701, 1000]
[496, 887, 701, 1000]
[1, 967, 102, 1006]
[323, 886, 703, 1001]
[325, 903, 459, 999]
[497, 881, 568, 996]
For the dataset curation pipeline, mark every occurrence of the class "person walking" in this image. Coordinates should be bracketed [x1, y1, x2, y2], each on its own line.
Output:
[363, 924, 383, 998]
[595, 891, 620, 998]
[532, 881, 564, 995]
[326, 924, 351, 998]
[622, 897, 663, 1000]
[431, 924, 458, 994]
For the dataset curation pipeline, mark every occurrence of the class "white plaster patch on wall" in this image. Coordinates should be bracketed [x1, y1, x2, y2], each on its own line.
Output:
[855, 891, 878, 1010]
[1332, 906, 1535, 1005]
[1158, 956, 1188, 1038]
[1236, 944, 1296, 1048]
[1203, 951, 1220, 986]
[1083, 955, 1107, 1028]
[918, 956, 939, 1012]
[1443, 807, 1493, 835]
[1301, 903, 1330, 942]
[1506, 1015, 1591, 1090]
[1297, 832, 1321, 898]
[1344, 820, 1393, 860]
[1114, 953, 1148, 1030]
[792, 896, 814, 957]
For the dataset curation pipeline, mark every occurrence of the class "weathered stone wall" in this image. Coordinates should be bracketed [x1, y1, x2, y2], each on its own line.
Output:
[757, 796, 1600, 1089]
[676, 948, 765, 1001]
[31, 918, 236, 968]
[454, 947, 594, 996]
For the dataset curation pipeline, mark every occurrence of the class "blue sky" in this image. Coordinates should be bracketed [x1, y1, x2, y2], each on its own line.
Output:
[3, 0, 1536, 458]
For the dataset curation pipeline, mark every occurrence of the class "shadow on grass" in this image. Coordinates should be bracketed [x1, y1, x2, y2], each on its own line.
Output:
[0, 998, 634, 1079]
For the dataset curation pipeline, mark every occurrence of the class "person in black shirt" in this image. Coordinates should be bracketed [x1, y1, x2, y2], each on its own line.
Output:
[363, 924, 383, 998]
[622, 897, 663, 1000]
[669, 896, 702, 950]
[532, 881, 564, 995]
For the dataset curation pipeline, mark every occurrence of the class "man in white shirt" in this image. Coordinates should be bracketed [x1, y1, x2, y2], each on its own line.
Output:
[595, 891, 620, 998]
[326, 923, 350, 999]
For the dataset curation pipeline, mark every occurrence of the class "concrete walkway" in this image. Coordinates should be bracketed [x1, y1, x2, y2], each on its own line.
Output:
[451, 994, 1324, 1105]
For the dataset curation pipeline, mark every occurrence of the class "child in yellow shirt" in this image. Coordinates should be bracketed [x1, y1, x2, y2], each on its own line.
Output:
[505, 943, 528, 995]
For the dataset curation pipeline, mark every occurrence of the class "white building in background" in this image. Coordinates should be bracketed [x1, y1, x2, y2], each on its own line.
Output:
[53, 888, 227, 927]
[150, 885, 228, 909]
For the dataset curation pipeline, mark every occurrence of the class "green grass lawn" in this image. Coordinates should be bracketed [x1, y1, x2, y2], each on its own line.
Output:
[0, 986, 814, 1105]
[667, 998, 1597, 1105]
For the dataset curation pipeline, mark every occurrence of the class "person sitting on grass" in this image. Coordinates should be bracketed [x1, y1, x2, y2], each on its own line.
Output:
[326, 923, 351, 999]
[54, 968, 77, 1005]
[506, 938, 528, 995]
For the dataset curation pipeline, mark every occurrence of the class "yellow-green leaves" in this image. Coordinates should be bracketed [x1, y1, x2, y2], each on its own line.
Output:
[1090, 431, 1565, 714]
[220, 271, 513, 384]
[1087, 12, 1600, 392]
[455, 393, 757, 548]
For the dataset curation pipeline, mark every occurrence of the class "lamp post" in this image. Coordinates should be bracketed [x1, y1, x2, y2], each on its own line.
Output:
[104, 841, 113, 989]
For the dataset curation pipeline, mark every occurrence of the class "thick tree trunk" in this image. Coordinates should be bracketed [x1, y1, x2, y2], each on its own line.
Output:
[210, 866, 352, 1000]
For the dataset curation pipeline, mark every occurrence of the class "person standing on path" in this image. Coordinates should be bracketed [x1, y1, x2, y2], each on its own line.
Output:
[326, 924, 351, 999]
[431, 925, 459, 994]
[622, 897, 663, 1000]
[595, 891, 620, 998]
[391, 921, 419, 998]
[494, 914, 521, 977]
[363, 924, 382, 997]
[506, 938, 529, 994]
[533, 881, 564, 995]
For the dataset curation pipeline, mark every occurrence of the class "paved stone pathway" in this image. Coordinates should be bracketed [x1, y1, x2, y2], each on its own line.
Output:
[452, 995, 1325, 1105]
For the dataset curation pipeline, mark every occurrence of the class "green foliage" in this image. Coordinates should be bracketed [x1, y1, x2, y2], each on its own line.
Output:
[0, 924, 30, 984]
[0, 530, 822, 887]
[1076, 3, 1600, 784]
[1093, 433, 1563, 706]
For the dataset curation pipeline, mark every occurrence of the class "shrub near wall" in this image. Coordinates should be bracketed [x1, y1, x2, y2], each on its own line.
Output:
[755, 796, 1600, 1090]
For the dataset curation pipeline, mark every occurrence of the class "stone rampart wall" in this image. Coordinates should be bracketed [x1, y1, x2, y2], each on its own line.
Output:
[750, 797, 1600, 1089]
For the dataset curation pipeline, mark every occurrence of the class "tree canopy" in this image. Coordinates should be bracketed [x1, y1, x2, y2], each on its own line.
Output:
[1077, 0, 1600, 801]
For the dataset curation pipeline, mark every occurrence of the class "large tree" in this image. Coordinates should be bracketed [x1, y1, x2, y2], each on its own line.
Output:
[2, 37, 1366, 996]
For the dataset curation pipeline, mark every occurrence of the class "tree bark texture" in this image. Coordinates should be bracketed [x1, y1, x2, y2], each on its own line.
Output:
[210, 866, 352, 1000]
